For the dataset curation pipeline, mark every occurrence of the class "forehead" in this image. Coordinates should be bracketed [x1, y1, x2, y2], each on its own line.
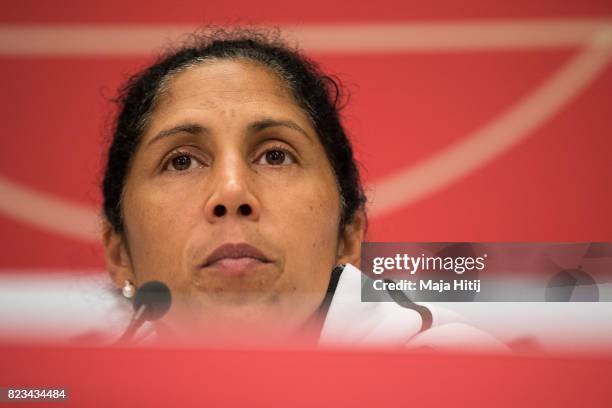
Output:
[153, 59, 303, 119]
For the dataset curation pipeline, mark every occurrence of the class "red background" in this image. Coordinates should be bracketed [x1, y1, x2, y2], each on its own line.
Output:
[1, 346, 612, 407]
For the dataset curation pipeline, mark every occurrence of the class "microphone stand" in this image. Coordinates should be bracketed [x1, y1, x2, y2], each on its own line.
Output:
[114, 304, 147, 345]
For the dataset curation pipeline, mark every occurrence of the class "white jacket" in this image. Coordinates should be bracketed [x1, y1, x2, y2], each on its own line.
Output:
[319, 264, 509, 352]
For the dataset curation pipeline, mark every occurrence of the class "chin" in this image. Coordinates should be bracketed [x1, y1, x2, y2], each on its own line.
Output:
[167, 304, 307, 342]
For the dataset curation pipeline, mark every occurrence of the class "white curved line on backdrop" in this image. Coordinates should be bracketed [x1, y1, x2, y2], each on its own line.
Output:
[0, 19, 610, 55]
[0, 176, 101, 241]
[0, 21, 610, 240]
[368, 28, 612, 216]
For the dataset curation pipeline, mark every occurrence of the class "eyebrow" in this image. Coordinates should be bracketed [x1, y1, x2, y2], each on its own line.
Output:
[146, 123, 207, 148]
[146, 118, 313, 148]
[248, 118, 313, 143]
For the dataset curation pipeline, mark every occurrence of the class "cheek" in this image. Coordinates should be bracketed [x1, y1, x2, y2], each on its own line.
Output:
[122, 184, 198, 284]
[267, 177, 339, 235]
[263, 178, 341, 287]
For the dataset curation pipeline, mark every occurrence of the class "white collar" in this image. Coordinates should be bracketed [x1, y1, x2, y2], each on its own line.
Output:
[319, 264, 509, 351]
[319, 263, 424, 346]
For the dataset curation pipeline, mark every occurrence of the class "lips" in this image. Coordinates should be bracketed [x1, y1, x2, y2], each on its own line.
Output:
[202, 243, 272, 276]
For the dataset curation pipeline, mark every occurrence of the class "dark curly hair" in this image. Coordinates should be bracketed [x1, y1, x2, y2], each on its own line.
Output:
[102, 27, 366, 234]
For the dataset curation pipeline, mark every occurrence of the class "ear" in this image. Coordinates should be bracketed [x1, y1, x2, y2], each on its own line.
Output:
[336, 210, 366, 268]
[102, 221, 136, 289]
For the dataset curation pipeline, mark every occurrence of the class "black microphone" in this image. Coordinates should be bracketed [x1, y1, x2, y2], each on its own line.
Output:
[114, 281, 172, 345]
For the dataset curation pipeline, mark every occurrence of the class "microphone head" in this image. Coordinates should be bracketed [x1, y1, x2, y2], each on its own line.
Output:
[133, 281, 172, 321]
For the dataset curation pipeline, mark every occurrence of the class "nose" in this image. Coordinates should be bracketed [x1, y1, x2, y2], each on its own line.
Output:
[203, 155, 260, 223]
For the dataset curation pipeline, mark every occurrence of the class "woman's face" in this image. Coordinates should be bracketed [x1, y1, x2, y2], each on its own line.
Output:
[103, 59, 363, 338]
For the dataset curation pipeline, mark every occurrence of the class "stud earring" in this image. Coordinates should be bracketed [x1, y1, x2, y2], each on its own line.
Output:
[122, 280, 135, 299]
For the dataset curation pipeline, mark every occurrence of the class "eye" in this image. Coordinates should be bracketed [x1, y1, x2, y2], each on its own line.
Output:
[256, 148, 296, 166]
[164, 152, 203, 172]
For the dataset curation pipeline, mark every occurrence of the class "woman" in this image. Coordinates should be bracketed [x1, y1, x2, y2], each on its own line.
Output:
[101, 28, 505, 349]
